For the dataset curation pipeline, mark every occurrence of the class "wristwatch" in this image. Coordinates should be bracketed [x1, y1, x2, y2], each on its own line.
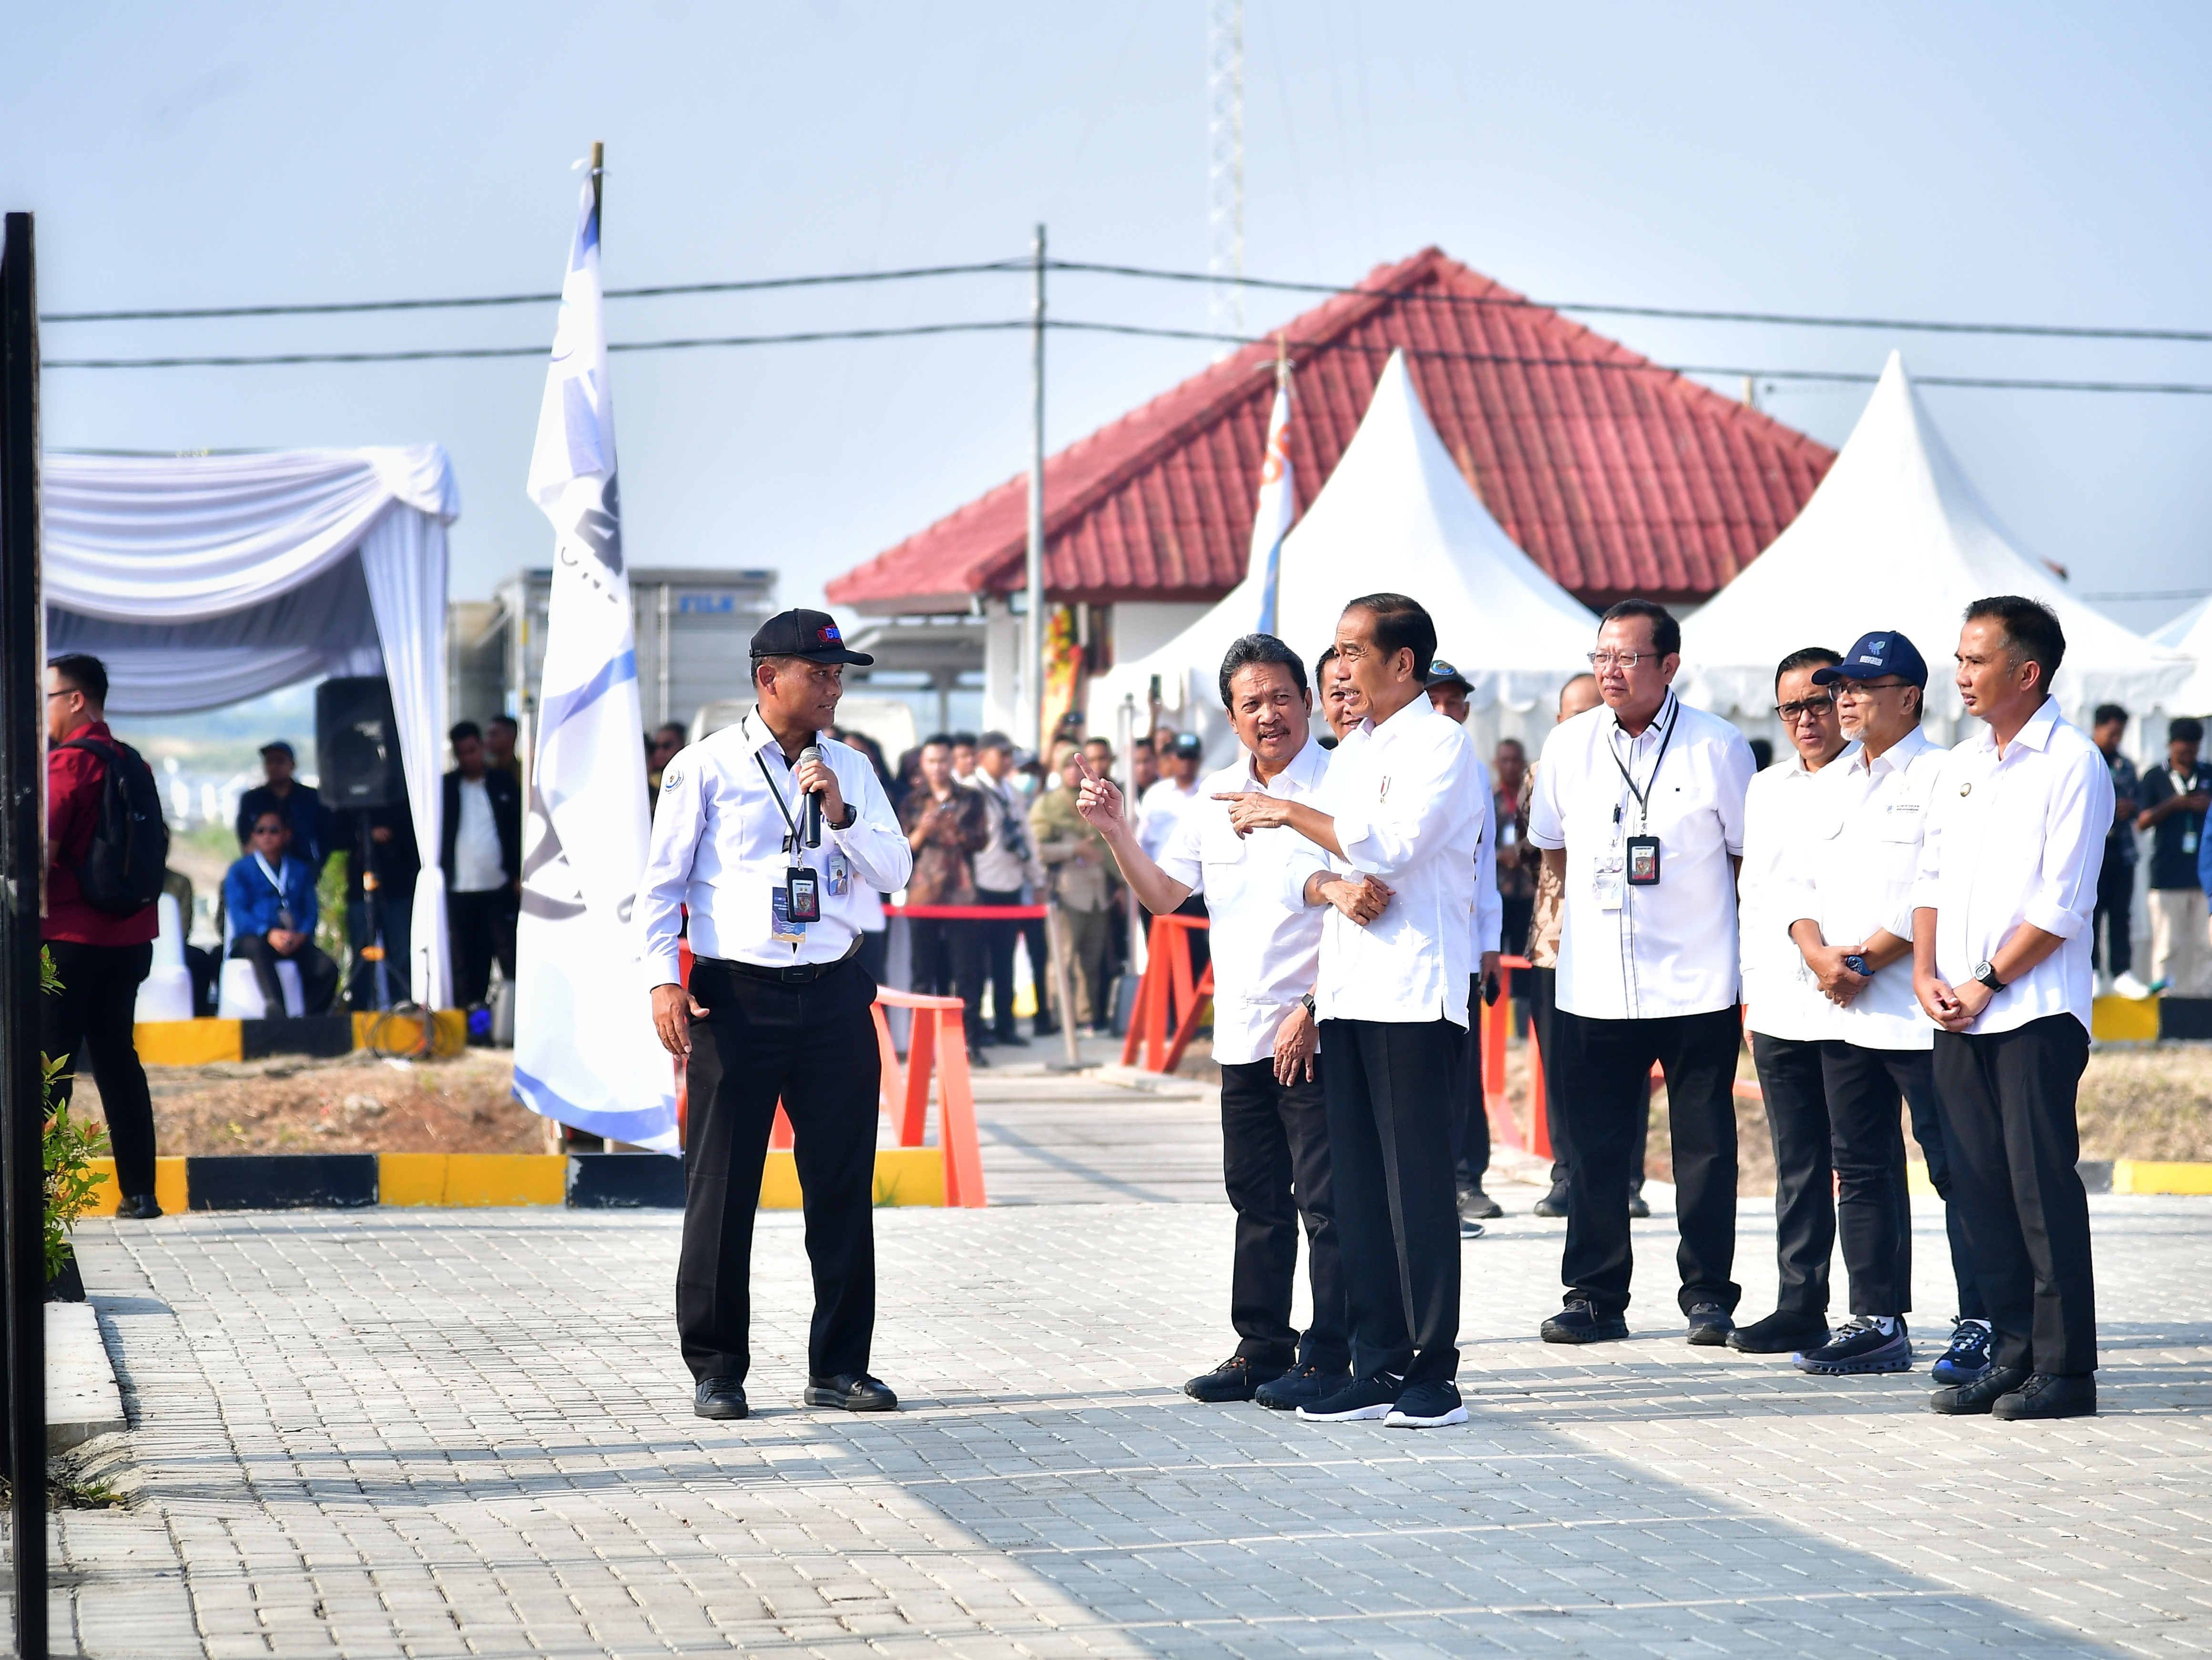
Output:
[1841, 953, 1871, 977]
[1972, 959, 2007, 993]
[1299, 993, 1316, 1016]
[830, 801, 858, 831]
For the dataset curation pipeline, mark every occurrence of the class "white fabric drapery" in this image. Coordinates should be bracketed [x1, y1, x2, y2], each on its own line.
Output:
[43, 445, 461, 1006]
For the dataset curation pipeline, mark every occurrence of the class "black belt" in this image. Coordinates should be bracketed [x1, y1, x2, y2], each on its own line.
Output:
[712, 942, 860, 985]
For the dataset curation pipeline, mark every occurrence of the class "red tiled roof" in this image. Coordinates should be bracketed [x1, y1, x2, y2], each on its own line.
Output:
[827, 248, 1835, 614]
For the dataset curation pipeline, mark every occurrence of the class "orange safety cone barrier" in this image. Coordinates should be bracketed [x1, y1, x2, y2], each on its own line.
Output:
[868, 988, 987, 1207]
[1481, 956, 1549, 1155]
[1119, 913, 1213, 1074]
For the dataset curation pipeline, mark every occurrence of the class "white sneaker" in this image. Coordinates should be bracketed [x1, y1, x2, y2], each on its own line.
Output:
[2111, 972, 2155, 1000]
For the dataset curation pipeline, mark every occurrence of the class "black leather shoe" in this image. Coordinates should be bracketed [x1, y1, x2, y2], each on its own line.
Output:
[1184, 1354, 1284, 1402]
[1531, 1189, 1568, 1219]
[1929, 1363, 2032, 1416]
[1726, 1310, 1830, 1354]
[995, 1031, 1030, 1047]
[693, 1377, 748, 1420]
[1457, 1185, 1503, 1221]
[1541, 1299, 1629, 1344]
[120, 1193, 163, 1220]
[805, 1372, 899, 1412]
[1990, 1372, 2096, 1421]
[1685, 1303, 1735, 1346]
[1627, 1192, 1652, 1219]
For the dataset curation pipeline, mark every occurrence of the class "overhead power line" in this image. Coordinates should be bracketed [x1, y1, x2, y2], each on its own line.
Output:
[36, 254, 2212, 345]
[38, 261, 1027, 324]
[44, 316, 2212, 393]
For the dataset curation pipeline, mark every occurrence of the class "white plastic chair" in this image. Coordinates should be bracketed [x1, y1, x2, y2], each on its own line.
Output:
[133, 893, 196, 1023]
[216, 898, 305, 1019]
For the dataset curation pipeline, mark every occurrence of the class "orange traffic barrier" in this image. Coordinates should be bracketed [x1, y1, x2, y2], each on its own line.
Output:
[1481, 955, 1547, 1155]
[1120, 913, 1213, 1074]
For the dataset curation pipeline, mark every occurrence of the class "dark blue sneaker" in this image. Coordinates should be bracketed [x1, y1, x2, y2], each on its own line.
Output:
[1931, 1319, 1994, 1386]
[1383, 1378, 1467, 1428]
[1541, 1299, 1629, 1344]
[1794, 1318, 1912, 1375]
[1296, 1370, 1403, 1422]
[1254, 1360, 1350, 1412]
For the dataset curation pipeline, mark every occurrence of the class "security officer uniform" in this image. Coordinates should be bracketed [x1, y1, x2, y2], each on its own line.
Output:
[639, 610, 914, 1419]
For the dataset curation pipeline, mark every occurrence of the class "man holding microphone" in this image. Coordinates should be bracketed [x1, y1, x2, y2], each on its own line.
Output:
[1075, 635, 1357, 1411]
[641, 610, 914, 1422]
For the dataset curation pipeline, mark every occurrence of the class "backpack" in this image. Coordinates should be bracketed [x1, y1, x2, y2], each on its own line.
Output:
[59, 736, 169, 914]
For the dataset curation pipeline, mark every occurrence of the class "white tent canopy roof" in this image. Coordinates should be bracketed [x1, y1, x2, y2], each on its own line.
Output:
[42, 444, 460, 1006]
[1677, 353, 2187, 724]
[1090, 350, 1595, 758]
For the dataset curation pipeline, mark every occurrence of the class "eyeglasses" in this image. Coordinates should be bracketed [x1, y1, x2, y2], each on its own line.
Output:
[1587, 651, 1648, 670]
[1773, 693, 1838, 721]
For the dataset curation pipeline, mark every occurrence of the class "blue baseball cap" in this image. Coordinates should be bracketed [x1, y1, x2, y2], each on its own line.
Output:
[1812, 631, 1928, 689]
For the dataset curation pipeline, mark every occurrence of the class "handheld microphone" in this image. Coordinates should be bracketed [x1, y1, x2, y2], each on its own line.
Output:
[798, 743, 824, 846]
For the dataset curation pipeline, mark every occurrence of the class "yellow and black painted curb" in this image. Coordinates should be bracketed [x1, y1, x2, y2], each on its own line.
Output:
[82, 1148, 950, 1215]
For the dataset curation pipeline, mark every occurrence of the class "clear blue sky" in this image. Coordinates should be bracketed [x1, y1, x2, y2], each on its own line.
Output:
[8, 2, 2209, 633]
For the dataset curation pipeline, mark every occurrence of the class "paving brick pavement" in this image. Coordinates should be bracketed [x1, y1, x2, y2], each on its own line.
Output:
[28, 1189, 2212, 1659]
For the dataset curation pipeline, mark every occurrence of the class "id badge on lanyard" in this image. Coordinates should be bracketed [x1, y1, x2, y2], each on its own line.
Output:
[1606, 706, 1677, 899]
[759, 750, 822, 939]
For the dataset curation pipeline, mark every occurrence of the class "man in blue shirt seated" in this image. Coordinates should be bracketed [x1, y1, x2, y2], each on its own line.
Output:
[224, 810, 340, 1016]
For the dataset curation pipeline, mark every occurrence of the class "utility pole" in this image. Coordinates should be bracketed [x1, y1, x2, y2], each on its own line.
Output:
[0, 209, 48, 1660]
[1024, 225, 1047, 754]
[1207, 0, 1245, 355]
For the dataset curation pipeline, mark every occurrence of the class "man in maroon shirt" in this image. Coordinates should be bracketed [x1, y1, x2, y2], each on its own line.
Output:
[44, 655, 162, 1220]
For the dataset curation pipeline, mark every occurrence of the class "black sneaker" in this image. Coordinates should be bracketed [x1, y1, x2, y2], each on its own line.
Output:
[1989, 1372, 2095, 1420]
[1254, 1360, 1350, 1412]
[1383, 1378, 1467, 1428]
[1296, 1370, 1404, 1422]
[1541, 1299, 1629, 1344]
[1931, 1319, 1993, 1385]
[1531, 1189, 1568, 1219]
[1794, 1319, 1912, 1375]
[1685, 1303, 1735, 1346]
[1726, 1310, 1831, 1354]
[1930, 1364, 2031, 1416]
[1458, 1217, 1487, 1240]
[1457, 1185, 1503, 1221]
[1183, 1355, 1284, 1403]
[1627, 1192, 1652, 1219]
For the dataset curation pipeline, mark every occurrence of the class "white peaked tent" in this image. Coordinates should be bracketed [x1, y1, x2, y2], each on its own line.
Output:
[2154, 597, 2212, 716]
[1678, 354, 2188, 734]
[1090, 350, 1597, 762]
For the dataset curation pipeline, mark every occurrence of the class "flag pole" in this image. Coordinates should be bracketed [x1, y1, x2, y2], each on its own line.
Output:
[590, 140, 603, 218]
[1024, 225, 1046, 755]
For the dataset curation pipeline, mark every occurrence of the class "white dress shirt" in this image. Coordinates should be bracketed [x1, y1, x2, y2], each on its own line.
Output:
[1283, 695, 1484, 1029]
[1528, 689, 1756, 1021]
[1777, 726, 1945, 1050]
[1910, 697, 2112, 1037]
[637, 712, 913, 986]
[1738, 749, 1845, 1043]
[965, 771, 1044, 894]
[452, 777, 506, 893]
[1138, 777, 1202, 859]
[1469, 758, 1502, 962]
[1156, 738, 1331, 1066]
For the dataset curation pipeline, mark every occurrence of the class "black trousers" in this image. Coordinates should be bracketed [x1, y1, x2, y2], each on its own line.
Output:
[1749, 1032, 1835, 1320]
[1932, 1016, 2096, 1374]
[1453, 974, 1491, 1188]
[678, 955, 881, 1385]
[43, 941, 157, 1200]
[228, 933, 341, 1016]
[1555, 1006, 1741, 1320]
[854, 924, 889, 986]
[1529, 966, 1646, 1199]
[1019, 911, 1056, 1030]
[908, 916, 984, 1037]
[1219, 1056, 1347, 1369]
[1500, 894, 1533, 960]
[449, 887, 517, 1006]
[2094, 847, 2134, 978]
[975, 887, 1025, 1039]
[1319, 1016, 1462, 1384]
[1896, 1046, 1986, 1321]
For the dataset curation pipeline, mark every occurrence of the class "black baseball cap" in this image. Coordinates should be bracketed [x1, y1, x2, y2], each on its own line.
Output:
[1812, 631, 1929, 690]
[748, 608, 873, 666]
[259, 740, 296, 759]
[1425, 658, 1473, 695]
[1170, 732, 1203, 758]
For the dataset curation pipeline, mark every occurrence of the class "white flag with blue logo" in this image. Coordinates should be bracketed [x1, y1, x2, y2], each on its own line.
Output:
[1250, 359, 1295, 635]
[515, 175, 678, 1152]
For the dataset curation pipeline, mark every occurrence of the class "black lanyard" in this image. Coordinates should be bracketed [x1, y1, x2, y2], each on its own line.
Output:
[1608, 697, 1679, 832]
[754, 749, 805, 853]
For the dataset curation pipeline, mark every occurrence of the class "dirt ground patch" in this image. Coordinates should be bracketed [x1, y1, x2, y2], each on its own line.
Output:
[69, 1049, 543, 1157]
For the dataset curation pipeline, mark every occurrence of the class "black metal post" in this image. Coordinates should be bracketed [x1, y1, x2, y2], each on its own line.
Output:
[0, 209, 49, 1660]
